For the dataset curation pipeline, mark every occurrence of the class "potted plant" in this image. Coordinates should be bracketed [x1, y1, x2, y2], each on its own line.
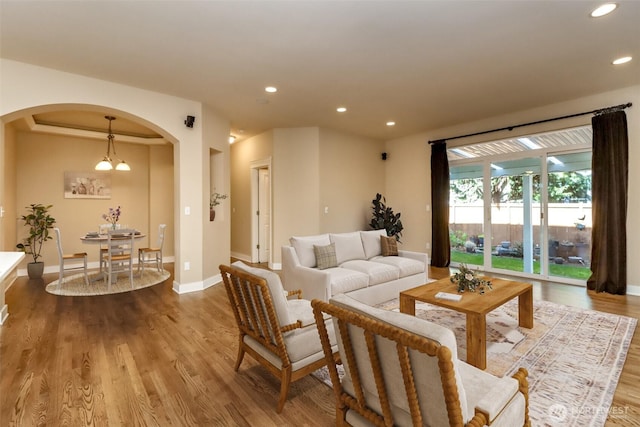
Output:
[369, 193, 403, 242]
[16, 203, 56, 279]
[209, 192, 228, 221]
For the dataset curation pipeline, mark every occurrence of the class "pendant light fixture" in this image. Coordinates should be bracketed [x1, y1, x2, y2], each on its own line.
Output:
[95, 116, 131, 171]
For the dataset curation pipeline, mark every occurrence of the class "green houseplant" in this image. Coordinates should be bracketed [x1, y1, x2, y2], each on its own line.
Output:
[209, 192, 228, 221]
[16, 203, 56, 279]
[369, 193, 404, 242]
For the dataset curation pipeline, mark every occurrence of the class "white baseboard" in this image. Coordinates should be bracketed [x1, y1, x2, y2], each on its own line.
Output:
[173, 280, 204, 294]
[627, 285, 640, 296]
[230, 252, 251, 263]
[0, 304, 8, 324]
[172, 273, 222, 294]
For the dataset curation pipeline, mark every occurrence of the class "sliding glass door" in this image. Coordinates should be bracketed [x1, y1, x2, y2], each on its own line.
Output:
[447, 127, 592, 285]
[489, 158, 542, 276]
[450, 163, 484, 267]
[546, 152, 592, 281]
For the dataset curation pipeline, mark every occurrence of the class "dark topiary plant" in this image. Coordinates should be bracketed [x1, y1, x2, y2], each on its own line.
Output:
[369, 193, 403, 242]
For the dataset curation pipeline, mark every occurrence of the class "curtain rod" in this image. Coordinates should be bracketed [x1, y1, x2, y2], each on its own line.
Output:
[428, 102, 632, 144]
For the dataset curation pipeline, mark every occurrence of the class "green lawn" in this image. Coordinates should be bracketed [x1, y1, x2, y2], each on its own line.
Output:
[450, 251, 591, 280]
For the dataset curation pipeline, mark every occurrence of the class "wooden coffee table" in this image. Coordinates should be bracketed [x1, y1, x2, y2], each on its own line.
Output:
[399, 276, 533, 370]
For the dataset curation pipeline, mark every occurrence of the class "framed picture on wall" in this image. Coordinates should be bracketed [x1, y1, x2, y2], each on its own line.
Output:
[64, 171, 111, 199]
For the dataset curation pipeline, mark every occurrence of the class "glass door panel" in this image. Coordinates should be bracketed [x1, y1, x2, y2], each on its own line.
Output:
[449, 163, 484, 267]
[546, 152, 592, 281]
[490, 158, 542, 275]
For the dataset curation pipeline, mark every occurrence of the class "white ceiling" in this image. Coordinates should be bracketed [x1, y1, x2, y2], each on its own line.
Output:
[1, 1, 639, 142]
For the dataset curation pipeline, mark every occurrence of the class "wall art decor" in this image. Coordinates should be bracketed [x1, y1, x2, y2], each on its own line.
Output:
[64, 171, 111, 199]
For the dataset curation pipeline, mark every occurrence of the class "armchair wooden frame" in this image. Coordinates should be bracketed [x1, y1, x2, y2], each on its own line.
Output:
[220, 264, 339, 413]
[312, 299, 530, 427]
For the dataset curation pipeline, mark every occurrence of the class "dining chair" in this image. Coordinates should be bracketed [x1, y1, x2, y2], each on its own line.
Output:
[104, 228, 136, 290]
[54, 227, 89, 288]
[138, 224, 167, 276]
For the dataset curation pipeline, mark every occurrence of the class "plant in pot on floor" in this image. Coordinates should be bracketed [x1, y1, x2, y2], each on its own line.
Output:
[16, 203, 56, 279]
[369, 193, 404, 242]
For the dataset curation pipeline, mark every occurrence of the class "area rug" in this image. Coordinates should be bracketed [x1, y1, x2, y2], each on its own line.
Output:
[315, 298, 636, 427]
[45, 269, 170, 296]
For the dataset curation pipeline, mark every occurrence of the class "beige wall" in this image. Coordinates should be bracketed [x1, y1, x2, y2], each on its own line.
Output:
[13, 130, 174, 270]
[318, 128, 385, 233]
[230, 130, 274, 260]
[148, 144, 175, 262]
[201, 105, 231, 281]
[1, 125, 17, 253]
[229, 127, 385, 265]
[385, 84, 640, 292]
[273, 128, 321, 265]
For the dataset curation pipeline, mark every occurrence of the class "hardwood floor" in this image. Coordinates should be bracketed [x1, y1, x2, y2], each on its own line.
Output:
[1, 264, 638, 426]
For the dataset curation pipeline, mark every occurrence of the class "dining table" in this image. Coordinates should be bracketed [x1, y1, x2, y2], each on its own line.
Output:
[80, 231, 146, 283]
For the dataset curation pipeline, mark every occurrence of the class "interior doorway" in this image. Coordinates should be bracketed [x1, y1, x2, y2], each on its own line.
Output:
[250, 159, 272, 265]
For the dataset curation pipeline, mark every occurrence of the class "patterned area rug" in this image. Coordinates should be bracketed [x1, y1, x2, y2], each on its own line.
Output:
[45, 269, 170, 296]
[315, 298, 636, 427]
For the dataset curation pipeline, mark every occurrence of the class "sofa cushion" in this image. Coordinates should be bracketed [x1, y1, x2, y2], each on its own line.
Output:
[330, 232, 366, 264]
[360, 229, 387, 259]
[231, 261, 292, 327]
[325, 267, 369, 294]
[370, 256, 425, 278]
[340, 260, 400, 285]
[380, 235, 398, 256]
[314, 243, 338, 270]
[290, 234, 330, 267]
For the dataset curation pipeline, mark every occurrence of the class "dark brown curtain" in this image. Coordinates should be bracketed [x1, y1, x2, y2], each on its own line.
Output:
[431, 142, 450, 267]
[588, 110, 628, 294]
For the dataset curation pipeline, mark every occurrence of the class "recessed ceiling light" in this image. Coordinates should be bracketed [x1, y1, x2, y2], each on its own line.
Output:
[590, 3, 617, 18]
[612, 56, 632, 65]
[336, 107, 347, 113]
[228, 135, 236, 144]
[386, 121, 396, 127]
[265, 86, 277, 93]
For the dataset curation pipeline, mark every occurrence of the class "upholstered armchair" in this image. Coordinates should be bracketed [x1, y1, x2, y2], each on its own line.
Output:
[312, 294, 530, 427]
[219, 262, 339, 413]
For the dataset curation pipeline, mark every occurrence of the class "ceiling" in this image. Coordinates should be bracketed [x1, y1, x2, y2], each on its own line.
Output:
[1, 1, 639, 142]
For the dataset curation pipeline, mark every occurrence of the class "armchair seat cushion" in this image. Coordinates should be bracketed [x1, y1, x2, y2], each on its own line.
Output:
[340, 260, 399, 285]
[459, 363, 525, 425]
[287, 299, 315, 327]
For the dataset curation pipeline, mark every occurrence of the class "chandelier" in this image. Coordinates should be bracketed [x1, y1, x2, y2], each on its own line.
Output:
[95, 116, 130, 171]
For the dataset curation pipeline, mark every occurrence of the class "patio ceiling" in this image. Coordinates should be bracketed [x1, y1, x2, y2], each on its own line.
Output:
[447, 126, 593, 161]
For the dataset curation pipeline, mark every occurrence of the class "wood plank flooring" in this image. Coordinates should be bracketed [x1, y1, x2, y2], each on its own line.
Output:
[1, 264, 639, 426]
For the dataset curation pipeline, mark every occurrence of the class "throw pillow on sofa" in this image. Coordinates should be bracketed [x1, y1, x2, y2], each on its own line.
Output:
[314, 243, 338, 270]
[381, 235, 398, 256]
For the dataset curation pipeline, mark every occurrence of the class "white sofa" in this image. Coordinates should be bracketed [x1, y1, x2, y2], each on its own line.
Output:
[282, 229, 428, 306]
